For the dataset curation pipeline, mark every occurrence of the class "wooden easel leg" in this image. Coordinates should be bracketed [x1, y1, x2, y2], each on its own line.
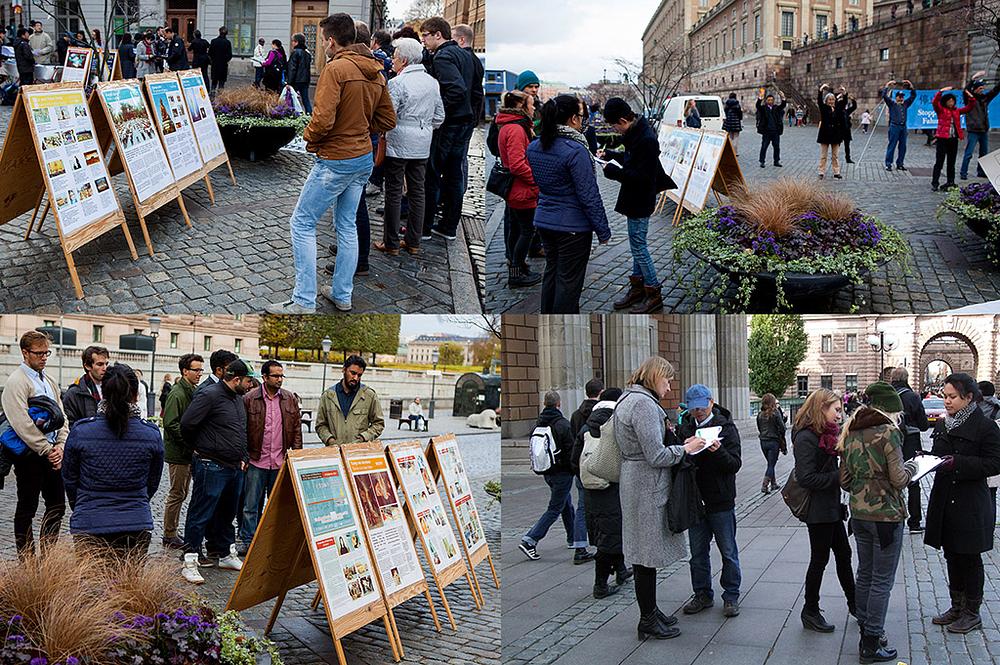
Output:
[177, 194, 193, 228]
[423, 588, 443, 632]
[437, 582, 458, 631]
[382, 615, 401, 662]
[204, 175, 216, 205]
[136, 212, 155, 256]
[63, 246, 84, 299]
[226, 159, 237, 185]
[265, 539, 308, 635]
[36, 200, 49, 232]
[310, 589, 322, 610]
[487, 553, 500, 588]
[333, 638, 348, 665]
[120, 222, 139, 260]
[465, 572, 482, 610]
[25, 190, 45, 239]
[469, 565, 485, 608]
[386, 609, 404, 658]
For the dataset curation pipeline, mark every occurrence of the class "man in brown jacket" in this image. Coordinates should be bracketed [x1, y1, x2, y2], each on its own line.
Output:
[238, 360, 302, 554]
[267, 12, 396, 316]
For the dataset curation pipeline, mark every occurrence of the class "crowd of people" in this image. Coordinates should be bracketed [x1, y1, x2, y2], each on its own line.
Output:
[0, 330, 391, 586]
[517, 357, 1000, 663]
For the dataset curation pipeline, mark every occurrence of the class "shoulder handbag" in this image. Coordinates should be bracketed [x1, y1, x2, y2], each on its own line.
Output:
[579, 430, 610, 490]
[781, 468, 811, 522]
[486, 159, 514, 200]
[374, 133, 387, 167]
[584, 414, 622, 484]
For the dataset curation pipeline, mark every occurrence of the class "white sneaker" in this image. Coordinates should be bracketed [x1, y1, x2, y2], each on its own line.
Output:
[218, 546, 243, 571]
[182, 553, 205, 584]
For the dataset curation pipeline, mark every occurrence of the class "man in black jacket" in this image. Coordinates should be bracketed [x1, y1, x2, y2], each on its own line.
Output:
[570, 378, 604, 437]
[13, 27, 34, 85]
[519, 390, 593, 564]
[961, 69, 1000, 180]
[890, 367, 930, 532]
[287, 33, 313, 113]
[62, 346, 109, 426]
[755, 90, 786, 168]
[163, 27, 188, 71]
[453, 23, 484, 196]
[676, 384, 743, 617]
[179, 359, 253, 581]
[189, 29, 210, 83]
[600, 97, 674, 314]
[208, 27, 232, 91]
[421, 16, 481, 241]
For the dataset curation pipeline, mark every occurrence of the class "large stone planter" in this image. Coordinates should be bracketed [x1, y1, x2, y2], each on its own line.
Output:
[219, 123, 296, 162]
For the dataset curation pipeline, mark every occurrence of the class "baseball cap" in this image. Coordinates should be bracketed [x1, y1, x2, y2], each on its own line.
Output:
[685, 384, 713, 410]
[225, 359, 254, 378]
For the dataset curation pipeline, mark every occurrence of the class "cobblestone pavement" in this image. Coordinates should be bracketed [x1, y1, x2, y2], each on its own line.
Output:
[0, 429, 500, 664]
[502, 430, 1000, 665]
[0, 103, 485, 314]
[486, 125, 1000, 314]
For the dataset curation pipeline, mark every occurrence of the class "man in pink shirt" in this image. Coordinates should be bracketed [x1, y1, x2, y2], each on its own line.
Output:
[239, 360, 302, 555]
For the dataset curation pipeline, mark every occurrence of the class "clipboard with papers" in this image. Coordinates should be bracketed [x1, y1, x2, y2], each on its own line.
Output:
[909, 455, 946, 483]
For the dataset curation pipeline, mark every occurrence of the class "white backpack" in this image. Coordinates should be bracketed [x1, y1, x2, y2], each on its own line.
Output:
[529, 425, 558, 474]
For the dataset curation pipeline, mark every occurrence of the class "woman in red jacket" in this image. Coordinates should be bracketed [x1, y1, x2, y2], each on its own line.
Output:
[932, 87, 976, 192]
[496, 90, 542, 288]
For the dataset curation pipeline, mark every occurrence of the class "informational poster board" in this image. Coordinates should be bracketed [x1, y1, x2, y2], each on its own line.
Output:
[94, 81, 191, 255]
[0, 83, 137, 298]
[980, 147, 1000, 193]
[61, 47, 93, 84]
[387, 439, 480, 630]
[144, 72, 205, 188]
[226, 449, 399, 665]
[427, 434, 499, 608]
[102, 49, 121, 81]
[684, 131, 727, 210]
[178, 70, 226, 162]
[656, 128, 746, 222]
[343, 441, 442, 655]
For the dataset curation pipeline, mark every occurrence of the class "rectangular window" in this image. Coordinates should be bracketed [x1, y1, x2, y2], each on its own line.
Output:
[816, 14, 828, 37]
[742, 21, 747, 44]
[92, 325, 103, 343]
[170, 332, 179, 349]
[225, 0, 256, 57]
[54, 0, 82, 38]
[836, 57, 843, 69]
[879, 47, 889, 61]
[203, 335, 212, 352]
[846, 374, 859, 393]
[732, 26, 736, 47]
[821, 335, 832, 353]
[806, 62, 812, 73]
[722, 32, 727, 53]
[797, 375, 809, 398]
[781, 11, 794, 36]
[754, 13, 761, 39]
[821, 375, 833, 390]
[846, 334, 857, 353]
[235, 338, 242, 354]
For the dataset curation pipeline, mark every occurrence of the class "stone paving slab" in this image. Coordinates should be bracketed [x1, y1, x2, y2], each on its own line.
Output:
[485, 125, 1000, 314]
[502, 430, 1000, 665]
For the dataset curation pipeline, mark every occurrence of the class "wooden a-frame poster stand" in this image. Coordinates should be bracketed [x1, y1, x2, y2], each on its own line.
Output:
[654, 128, 746, 226]
[427, 434, 499, 608]
[0, 83, 137, 298]
[176, 70, 237, 188]
[61, 46, 93, 85]
[386, 439, 481, 631]
[226, 448, 400, 665]
[341, 441, 444, 657]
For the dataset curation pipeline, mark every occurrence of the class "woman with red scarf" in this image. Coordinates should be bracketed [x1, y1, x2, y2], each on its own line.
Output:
[792, 388, 856, 634]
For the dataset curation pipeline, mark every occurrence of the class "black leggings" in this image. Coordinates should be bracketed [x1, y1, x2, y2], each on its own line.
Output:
[932, 137, 959, 187]
[945, 549, 985, 602]
[633, 564, 657, 615]
[595, 550, 625, 583]
[507, 206, 536, 269]
[805, 521, 856, 610]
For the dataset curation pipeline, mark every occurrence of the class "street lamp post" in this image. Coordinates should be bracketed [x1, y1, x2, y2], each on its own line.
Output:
[148, 315, 161, 417]
[428, 349, 440, 419]
[321, 337, 332, 391]
[867, 330, 897, 381]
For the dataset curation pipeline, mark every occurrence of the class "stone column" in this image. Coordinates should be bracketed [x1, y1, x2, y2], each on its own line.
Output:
[716, 315, 751, 421]
[680, 315, 719, 399]
[538, 315, 593, 417]
[604, 316, 656, 389]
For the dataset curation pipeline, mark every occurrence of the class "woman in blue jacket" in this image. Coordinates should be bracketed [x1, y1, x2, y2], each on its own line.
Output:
[526, 94, 612, 313]
[62, 363, 164, 557]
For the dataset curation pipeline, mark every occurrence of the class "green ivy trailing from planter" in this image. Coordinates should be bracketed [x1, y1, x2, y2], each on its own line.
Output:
[939, 183, 1000, 265]
[218, 611, 284, 665]
[673, 207, 909, 312]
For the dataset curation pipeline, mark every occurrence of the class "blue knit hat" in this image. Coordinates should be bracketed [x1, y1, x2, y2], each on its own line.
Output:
[516, 70, 540, 91]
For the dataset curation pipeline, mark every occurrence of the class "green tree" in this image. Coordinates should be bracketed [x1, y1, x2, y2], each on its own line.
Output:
[471, 338, 500, 373]
[438, 342, 464, 366]
[748, 315, 808, 399]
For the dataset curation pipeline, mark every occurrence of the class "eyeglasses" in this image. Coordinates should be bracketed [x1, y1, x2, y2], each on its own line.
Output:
[27, 349, 51, 357]
[265, 374, 285, 379]
[185, 367, 205, 374]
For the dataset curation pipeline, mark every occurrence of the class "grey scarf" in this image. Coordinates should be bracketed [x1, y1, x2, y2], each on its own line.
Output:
[944, 403, 976, 431]
[96, 400, 143, 418]
[556, 124, 590, 151]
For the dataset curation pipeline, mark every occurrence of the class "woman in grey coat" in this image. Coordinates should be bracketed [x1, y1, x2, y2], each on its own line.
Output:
[617, 356, 704, 640]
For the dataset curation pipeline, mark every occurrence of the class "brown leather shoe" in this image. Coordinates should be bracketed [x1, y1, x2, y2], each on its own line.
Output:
[399, 240, 421, 255]
[932, 592, 964, 625]
[373, 241, 400, 256]
[613, 276, 644, 310]
[630, 285, 664, 313]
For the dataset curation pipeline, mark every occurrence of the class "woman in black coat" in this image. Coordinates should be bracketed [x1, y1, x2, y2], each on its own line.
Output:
[792, 388, 855, 633]
[722, 93, 743, 156]
[924, 373, 1000, 634]
[841, 92, 857, 164]
[816, 84, 847, 180]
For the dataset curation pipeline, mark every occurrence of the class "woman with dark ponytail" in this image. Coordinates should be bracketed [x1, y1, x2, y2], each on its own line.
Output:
[526, 94, 612, 313]
[62, 363, 164, 557]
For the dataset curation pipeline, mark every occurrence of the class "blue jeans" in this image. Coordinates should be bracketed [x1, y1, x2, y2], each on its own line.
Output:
[184, 457, 242, 557]
[761, 440, 780, 480]
[290, 154, 373, 306]
[885, 125, 908, 168]
[523, 471, 588, 548]
[239, 465, 280, 545]
[627, 217, 659, 287]
[961, 131, 989, 178]
[293, 82, 312, 114]
[852, 519, 904, 638]
[688, 508, 741, 602]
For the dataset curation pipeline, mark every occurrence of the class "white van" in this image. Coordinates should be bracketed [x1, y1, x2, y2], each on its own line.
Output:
[658, 95, 725, 134]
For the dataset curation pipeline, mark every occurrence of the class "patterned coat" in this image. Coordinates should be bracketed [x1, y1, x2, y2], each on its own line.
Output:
[839, 407, 911, 523]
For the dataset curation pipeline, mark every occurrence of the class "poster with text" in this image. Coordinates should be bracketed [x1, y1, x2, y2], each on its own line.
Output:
[103, 49, 117, 80]
[434, 439, 487, 555]
[62, 47, 93, 84]
[99, 83, 174, 202]
[683, 132, 725, 210]
[658, 128, 685, 177]
[668, 129, 701, 198]
[179, 71, 226, 161]
[27, 87, 119, 235]
[390, 444, 463, 575]
[291, 457, 381, 619]
[346, 453, 426, 595]
[146, 76, 203, 180]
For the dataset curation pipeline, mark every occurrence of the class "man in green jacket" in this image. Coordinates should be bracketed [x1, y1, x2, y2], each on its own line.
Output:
[161, 352, 204, 548]
[316, 355, 385, 446]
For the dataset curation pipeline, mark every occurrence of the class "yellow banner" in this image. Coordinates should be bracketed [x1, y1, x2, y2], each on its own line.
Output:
[28, 91, 86, 110]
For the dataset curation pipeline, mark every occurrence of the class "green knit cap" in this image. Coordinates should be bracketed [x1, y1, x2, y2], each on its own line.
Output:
[516, 70, 540, 91]
[864, 381, 902, 413]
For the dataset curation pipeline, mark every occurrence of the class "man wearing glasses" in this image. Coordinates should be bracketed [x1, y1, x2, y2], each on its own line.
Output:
[238, 360, 302, 556]
[161, 352, 204, 549]
[1, 331, 69, 558]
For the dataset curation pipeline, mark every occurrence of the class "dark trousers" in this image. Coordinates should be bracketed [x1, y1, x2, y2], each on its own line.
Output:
[211, 74, 227, 91]
[13, 452, 65, 557]
[356, 192, 371, 271]
[843, 138, 852, 162]
[293, 81, 311, 114]
[759, 132, 781, 164]
[932, 137, 959, 188]
[633, 563, 658, 615]
[761, 440, 780, 480]
[902, 437, 923, 528]
[254, 66, 263, 87]
[852, 519, 903, 637]
[383, 156, 427, 248]
[507, 206, 536, 269]
[944, 549, 984, 602]
[184, 457, 241, 557]
[18, 71, 34, 85]
[73, 531, 151, 560]
[804, 520, 856, 610]
[537, 228, 593, 314]
[595, 550, 625, 584]
[198, 61, 210, 86]
[424, 122, 475, 236]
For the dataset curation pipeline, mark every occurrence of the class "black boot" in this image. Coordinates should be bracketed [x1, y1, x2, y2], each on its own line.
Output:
[932, 590, 964, 625]
[520, 262, 542, 286]
[859, 633, 897, 664]
[508, 264, 541, 288]
[629, 285, 664, 314]
[947, 597, 982, 634]
[801, 606, 835, 633]
[613, 276, 644, 310]
[616, 566, 634, 585]
[638, 612, 680, 640]
[593, 579, 620, 599]
[655, 607, 678, 628]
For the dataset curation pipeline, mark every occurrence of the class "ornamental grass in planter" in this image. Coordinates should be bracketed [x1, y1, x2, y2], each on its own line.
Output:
[212, 86, 309, 161]
[673, 179, 908, 311]
[941, 182, 1000, 264]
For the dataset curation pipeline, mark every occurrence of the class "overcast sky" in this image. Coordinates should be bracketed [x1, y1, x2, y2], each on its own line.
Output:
[488, 0, 661, 86]
[398, 316, 494, 342]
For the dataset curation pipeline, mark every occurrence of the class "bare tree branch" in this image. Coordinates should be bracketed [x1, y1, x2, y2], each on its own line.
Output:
[968, 0, 1000, 65]
[620, 46, 694, 130]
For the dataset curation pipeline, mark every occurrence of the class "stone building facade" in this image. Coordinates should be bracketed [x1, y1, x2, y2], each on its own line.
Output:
[501, 315, 750, 438]
[642, 0, 711, 87]
[443, 0, 485, 53]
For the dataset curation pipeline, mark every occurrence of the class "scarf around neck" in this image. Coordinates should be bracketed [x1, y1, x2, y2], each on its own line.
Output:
[96, 400, 143, 419]
[945, 403, 976, 431]
[818, 420, 841, 456]
[556, 124, 589, 151]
